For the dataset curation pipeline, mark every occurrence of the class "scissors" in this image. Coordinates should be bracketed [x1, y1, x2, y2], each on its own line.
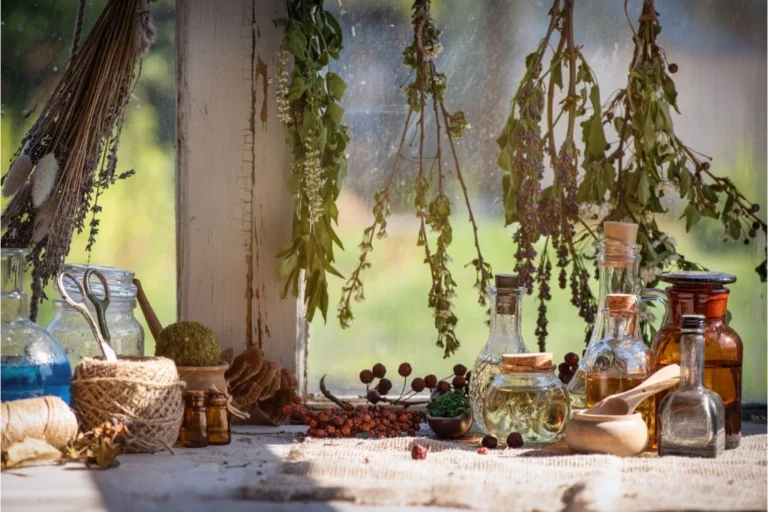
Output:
[56, 269, 118, 362]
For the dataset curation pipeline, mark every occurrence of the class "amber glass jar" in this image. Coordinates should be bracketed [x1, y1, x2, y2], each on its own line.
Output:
[180, 391, 209, 448]
[206, 390, 231, 445]
[652, 272, 742, 449]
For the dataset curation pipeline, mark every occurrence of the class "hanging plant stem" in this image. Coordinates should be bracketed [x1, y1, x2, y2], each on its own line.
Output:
[338, 0, 492, 358]
[274, 0, 349, 322]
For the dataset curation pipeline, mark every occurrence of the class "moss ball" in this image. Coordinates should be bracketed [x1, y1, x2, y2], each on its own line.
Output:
[155, 321, 220, 366]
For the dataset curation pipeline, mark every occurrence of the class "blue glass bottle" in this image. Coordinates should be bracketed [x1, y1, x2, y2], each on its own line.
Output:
[1, 248, 72, 403]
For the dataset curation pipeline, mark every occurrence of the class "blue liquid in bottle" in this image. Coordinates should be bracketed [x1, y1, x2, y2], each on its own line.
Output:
[1, 356, 72, 404]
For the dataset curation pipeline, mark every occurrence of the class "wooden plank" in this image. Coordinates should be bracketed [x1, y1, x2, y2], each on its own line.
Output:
[176, 0, 302, 376]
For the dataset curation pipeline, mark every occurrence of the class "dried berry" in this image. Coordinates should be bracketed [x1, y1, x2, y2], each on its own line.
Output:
[282, 404, 292, 416]
[668, 62, 678, 73]
[326, 426, 336, 435]
[564, 352, 579, 367]
[701, 161, 710, 171]
[377, 378, 393, 395]
[453, 364, 467, 376]
[558, 362, 570, 374]
[452, 376, 467, 389]
[437, 380, 451, 393]
[372, 363, 387, 379]
[359, 369, 374, 384]
[481, 435, 498, 449]
[506, 432, 524, 448]
[411, 444, 428, 460]
[291, 404, 302, 414]
[411, 377, 426, 392]
[398, 363, 412, 377]
[752, 204, 760, 213]
[292, 395, 302, 405]
[477, 447, 489, 455]
[367, 390, 381, 404]
[753, 221, 761, 230]
[424, 374, 438, 389]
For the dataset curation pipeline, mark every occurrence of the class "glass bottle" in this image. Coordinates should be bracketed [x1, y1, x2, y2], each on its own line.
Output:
[206, 390, 231, 445]
[584, 293, 655, 436]
[657, 315, 725, 458]
[180, 391, 209, 448]
[484, 353, 569, 445]
[47, 264, 145, 368]
[652, 271, 742, 449]
[1, 248, 72, 404]
[469, 274, 529, 433]
[567, 222, 667, 410]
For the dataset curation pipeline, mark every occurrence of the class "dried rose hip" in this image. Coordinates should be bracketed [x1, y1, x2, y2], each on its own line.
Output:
[564, 352, 579, 367]
[437, 380, 451, 393]
[424, 374, 438, 389]
[398, 362, 412, 377]
[359, 369, 374, 384]
[453, 364, 467, 376]
[668, 62, 678, 73]
[367, 390, 381, 404]
[506, 432, 524, 448]
[411, 377, 426, 392]
[477, 447, 489, 455]
[452, 376, 467, 389]
[481, 435, 498, 449]
[411, 444, 428, 460]
[372, 363, 387, 379]
[377, 378, 393, 395]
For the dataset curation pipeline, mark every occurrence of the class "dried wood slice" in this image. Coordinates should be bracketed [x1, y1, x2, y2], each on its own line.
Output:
[501, 352, 553, 370]
[225, 345, 264, 384]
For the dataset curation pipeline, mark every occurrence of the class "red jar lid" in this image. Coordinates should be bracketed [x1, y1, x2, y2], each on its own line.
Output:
[660, 271, 736, 286]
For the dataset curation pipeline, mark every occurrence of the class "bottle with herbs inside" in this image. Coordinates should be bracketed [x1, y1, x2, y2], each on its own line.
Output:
[469, 274, 529, 433]
[206, 390, 231, 446]
[567, 221, 668, 410]
[657, 315, 725, 458]
[652, 271, 742, 449]
[180, 391, 208, 448]
[584, 293, 655, 436]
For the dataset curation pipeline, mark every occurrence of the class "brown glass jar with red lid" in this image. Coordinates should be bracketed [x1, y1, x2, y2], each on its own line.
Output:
[651, 271, 742, 449]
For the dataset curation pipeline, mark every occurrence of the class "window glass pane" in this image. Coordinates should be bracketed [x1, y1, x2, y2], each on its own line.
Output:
[308, 0, 766, 403]
[1, 0, 177, 355]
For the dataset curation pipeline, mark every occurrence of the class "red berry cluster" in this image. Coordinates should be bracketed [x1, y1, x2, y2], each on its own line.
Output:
[358, 362, 470, 405]
[557, 352, 579, 384]
[285, 400, 423, 439]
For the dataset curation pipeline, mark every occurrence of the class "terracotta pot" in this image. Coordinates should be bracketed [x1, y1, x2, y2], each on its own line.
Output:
[426, 411, 473, 439]
[176, 363, 229, 392]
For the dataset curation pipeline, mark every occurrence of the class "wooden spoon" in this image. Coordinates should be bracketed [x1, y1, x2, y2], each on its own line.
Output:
[582, 364, 681, 416]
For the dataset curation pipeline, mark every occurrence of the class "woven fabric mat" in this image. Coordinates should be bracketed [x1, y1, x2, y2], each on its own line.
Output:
[243, 422, 767, 511]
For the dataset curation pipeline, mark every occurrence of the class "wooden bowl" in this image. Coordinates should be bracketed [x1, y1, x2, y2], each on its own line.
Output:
[176, 363, 229, 392]
[426, 411, 473, 440]
[565, 411, 648, 456]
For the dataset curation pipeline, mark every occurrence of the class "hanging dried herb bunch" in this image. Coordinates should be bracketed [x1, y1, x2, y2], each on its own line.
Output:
[274, 0, 348, 323]
[1, 0, 154, 320]
[337, 0, 493, 358]
[499, 0, 767, 349]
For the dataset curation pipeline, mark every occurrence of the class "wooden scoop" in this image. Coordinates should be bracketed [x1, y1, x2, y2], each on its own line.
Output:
[581, 365, 680, 416]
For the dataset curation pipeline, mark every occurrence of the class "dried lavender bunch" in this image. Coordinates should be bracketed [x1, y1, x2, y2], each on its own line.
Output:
[1, 0, 154, 320]
[338, 0, 492, 357]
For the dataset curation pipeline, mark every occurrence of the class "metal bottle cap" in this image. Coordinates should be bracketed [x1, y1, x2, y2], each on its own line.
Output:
[681, 314, 706, 331]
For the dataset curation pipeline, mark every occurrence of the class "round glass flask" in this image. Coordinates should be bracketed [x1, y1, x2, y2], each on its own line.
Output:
[1, 248, 72, 403]
[46, 264, 145, 368]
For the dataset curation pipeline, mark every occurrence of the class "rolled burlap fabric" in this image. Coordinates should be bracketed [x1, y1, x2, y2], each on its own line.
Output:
[1, 396, 78, 450]
[71, 356, 184, 453]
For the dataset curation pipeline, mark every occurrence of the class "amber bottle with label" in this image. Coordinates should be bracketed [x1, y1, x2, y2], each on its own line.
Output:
[652, 272, 742, 449]
[206, 390, 231, 445]
[180, 391, 208, 448]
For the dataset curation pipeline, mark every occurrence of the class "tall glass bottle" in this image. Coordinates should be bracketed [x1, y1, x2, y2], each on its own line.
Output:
[567, 221, 667, 410]
[652, 271, 742, 449]
[469, 274, 529, 433]
[657, 315, 725, 458]
[1, 248, 72, 403]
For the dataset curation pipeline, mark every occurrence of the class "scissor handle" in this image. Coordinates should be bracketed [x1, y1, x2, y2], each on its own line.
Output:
[84, 269, 111, 343]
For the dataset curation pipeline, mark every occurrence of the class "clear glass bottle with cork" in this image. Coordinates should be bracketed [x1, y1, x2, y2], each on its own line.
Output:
[657, 314, 725, 458]
[567, 221, 667, 410]
[584, 293, 656, 435]
[469, 274, 529, 433]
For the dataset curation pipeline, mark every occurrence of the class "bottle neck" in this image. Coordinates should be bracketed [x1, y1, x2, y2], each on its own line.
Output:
[589, 255, 641, 346]
[604, 313, 637, 339]
[679, 330, 704, 390]
[487, 289, 526, 352]
[1, 249, 30, 322]
[1, 296, 28, 322]
[669, 286, 729, 322]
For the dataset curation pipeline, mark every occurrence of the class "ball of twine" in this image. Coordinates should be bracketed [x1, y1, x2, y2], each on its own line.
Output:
[71, 356, 184, 453]
[1, 396, 78, 450]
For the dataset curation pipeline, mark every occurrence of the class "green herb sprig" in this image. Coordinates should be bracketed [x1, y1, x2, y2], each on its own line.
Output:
[274, 0, 349, 322]
[426, 389, 470, 418]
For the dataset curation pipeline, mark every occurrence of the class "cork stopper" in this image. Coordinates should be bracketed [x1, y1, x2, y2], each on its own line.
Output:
[605, 293, 637, 311]
[603, 221, 638, 244]
[501, 353, 553, 372]
[602, 221, 639, 268]
[495, 274, 520, 290]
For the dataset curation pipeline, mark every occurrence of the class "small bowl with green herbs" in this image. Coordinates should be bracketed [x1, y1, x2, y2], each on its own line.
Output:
[426, 389, 473, 439]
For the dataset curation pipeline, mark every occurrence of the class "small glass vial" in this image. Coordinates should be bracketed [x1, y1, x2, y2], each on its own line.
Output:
[658, 315, 725, 458]
[180, 391, 208, 448]
[484, 353, 569, 445]
[206, 390, 231, 445]
[469, 274, 529, 433]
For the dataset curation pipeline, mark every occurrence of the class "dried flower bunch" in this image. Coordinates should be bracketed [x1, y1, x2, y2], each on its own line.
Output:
[64, 417, 134, 470]
[497, 0, 766, 348]
[1, 0, 154, 320]
[274, 0, 349, 323]
[338, 0, 492, 358]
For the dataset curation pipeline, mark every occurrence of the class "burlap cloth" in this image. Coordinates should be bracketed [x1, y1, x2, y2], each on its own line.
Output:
[245, 422, 767, 511]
